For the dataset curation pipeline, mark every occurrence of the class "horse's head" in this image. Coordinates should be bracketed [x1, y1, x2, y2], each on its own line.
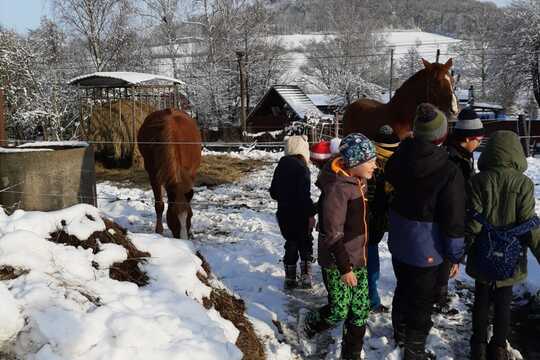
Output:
[167, 188, 194, 240]
[419, 58, 459, 120]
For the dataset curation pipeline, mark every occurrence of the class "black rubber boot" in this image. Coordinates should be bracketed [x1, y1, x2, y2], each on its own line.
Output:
[341, 321, 365, 360]
[404, 329, 428, 360]
[470, 340, 487, 360]
[487, 342, 509, 360]
[300, 261, 312, 289]
[284, 264, 297, 289]
[392, 315, 406, 348]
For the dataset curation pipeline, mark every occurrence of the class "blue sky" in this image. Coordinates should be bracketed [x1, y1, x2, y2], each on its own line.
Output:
[0, 0, 50, 33]
[0, 0, 514, 34]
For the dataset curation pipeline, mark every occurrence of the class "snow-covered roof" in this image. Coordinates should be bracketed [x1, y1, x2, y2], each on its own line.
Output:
[306, 94, 345, 107]
[273, 85, 328, 119]
[68, 72, 185, 88]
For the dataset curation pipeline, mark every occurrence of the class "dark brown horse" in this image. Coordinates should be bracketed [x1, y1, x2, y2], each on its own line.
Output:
[137, 109, 202, 239]
[343, 58, 459, 139]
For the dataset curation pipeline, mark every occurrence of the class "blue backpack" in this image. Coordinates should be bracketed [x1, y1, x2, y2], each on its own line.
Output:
[470, 210, 540, 281]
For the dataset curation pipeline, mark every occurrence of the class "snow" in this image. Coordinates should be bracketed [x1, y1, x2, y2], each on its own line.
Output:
[0, 147, 54, 153]
[0, 283, 24, 343]
[68, 72, 185, 87]
[380, 30, 461, 63]
[18, 141, 89, 148]
[0, 205, 242, 359]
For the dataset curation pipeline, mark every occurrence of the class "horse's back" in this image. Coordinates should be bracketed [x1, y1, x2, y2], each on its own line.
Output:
[138, 109, 202, 184]
[342, 99, 387, 139]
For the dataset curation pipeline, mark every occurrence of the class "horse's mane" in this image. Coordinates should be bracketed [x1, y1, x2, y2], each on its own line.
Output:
[390, 68, 428, 104]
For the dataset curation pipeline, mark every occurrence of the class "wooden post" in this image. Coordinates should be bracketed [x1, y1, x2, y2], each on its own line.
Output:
[436, 48, 441, 64]
[236, 51, 247, 134]
[0, 88, 5, 146]
[389, 48, 394, 101]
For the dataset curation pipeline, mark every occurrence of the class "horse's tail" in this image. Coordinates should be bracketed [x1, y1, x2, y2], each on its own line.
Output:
[157, 109, 201, 188]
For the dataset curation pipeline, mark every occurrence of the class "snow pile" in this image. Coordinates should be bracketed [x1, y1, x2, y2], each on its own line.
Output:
[0, 205, 242, 360]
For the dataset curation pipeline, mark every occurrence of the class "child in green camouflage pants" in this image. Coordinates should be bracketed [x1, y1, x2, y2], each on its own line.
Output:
[299, 133, 376, 360]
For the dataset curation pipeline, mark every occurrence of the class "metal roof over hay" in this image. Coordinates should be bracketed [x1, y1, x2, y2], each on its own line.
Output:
[68, 72, 185, 88]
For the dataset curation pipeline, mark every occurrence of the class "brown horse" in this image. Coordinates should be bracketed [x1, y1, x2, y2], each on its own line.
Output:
[137, 109, 202, 239]
[343, 58, 459, 139]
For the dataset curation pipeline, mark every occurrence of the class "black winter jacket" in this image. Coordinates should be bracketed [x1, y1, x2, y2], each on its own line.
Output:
[270, 155, 317, 218]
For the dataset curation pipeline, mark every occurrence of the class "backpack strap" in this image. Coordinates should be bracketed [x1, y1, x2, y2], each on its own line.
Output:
[469, 210, 494, 231]
[506, 216, 540, 238]
[470, 209, 540, 238]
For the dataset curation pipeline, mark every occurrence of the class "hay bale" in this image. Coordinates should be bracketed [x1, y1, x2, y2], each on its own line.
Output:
[90, 100, 156, 168]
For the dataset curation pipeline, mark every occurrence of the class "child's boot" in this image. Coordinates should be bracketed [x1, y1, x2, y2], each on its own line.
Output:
[284, 264, 297, 289]
[300, 260, 312, 289]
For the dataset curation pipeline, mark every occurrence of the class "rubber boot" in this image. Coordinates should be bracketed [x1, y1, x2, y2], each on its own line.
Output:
[284, 264, 297, 289]
[404, 329, 428, 360]
[470, 340, 487, 360]
[487, 342, 509, 360]
[300, 260, 312, 289]
[341, 320, 365, 360]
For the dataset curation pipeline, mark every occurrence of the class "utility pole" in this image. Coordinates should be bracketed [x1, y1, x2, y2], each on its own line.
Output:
[389, 48, 394, 101]
[0, 88, 5, 146]
[236, 51, 247, 134]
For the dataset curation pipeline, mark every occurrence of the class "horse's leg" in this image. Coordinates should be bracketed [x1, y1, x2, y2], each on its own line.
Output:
[166, 187, 180, 238]
[151, 180, 165, 234]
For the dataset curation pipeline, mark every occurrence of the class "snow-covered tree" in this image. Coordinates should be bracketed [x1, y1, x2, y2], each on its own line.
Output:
[300, 0, 387, 103]
[0, 21, 80, 140]
[397, 44, 423, 80]
[489, 0, 540, 108]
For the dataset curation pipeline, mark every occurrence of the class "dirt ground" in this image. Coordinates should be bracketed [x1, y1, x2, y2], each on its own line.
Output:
[96, 154, 268, 189]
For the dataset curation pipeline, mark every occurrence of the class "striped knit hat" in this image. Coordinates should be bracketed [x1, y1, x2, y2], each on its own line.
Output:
[413, 103, 448, 145]
[455, 107, 485, 138]
[374, 125, 400, 150]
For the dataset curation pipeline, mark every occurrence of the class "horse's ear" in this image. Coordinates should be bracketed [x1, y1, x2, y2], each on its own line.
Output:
[444, 58, 453, 70]
[421, 58, 432, 69]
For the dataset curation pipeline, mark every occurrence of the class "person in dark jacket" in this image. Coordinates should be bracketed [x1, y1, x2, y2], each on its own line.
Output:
[298, 133, 377, 360]
[435, 107, 485, 312]
[466, 131, 540, 360]
[385, 103, 466, 359]
[270, 135, 317, 289]
[367, 125, 400, 313]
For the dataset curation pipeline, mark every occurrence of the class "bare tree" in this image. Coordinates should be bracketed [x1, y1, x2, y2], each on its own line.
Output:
[54, 0, 137, 71]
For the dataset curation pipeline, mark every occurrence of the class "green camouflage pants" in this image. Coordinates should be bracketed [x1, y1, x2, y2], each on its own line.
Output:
[307, 267, 370, 330]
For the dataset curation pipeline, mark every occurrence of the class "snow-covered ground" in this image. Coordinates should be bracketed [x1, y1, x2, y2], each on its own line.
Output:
[0, 205, 242, 359]
[1, 150, 539, 359]
[97, 151, 540, 359]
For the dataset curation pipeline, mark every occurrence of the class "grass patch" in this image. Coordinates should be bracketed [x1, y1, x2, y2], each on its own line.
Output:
[96, 154, 268, 189]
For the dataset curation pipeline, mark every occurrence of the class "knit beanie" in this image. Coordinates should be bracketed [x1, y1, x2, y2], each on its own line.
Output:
[454, 107, 485, 138]
[339, 133, 376, 169]
[374, 125, 400, 149]
[310, 140, 332, 162]
[413, 103, 448, 145]
[285, 135, 310, 163]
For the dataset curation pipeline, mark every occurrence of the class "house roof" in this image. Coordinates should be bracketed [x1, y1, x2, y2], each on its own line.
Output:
[248, 85, 330, 122]
[306, 94, 346, 107]
[68, 72, 185, 88]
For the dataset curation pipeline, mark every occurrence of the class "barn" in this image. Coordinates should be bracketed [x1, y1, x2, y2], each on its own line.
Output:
[246, 85, 336, 133]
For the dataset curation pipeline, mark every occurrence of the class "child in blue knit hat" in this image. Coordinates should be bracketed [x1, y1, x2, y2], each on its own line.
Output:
[298, 133, 377, 359]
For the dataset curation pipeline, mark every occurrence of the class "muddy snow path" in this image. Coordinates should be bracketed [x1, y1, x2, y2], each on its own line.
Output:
[97, 160, 525, 360]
